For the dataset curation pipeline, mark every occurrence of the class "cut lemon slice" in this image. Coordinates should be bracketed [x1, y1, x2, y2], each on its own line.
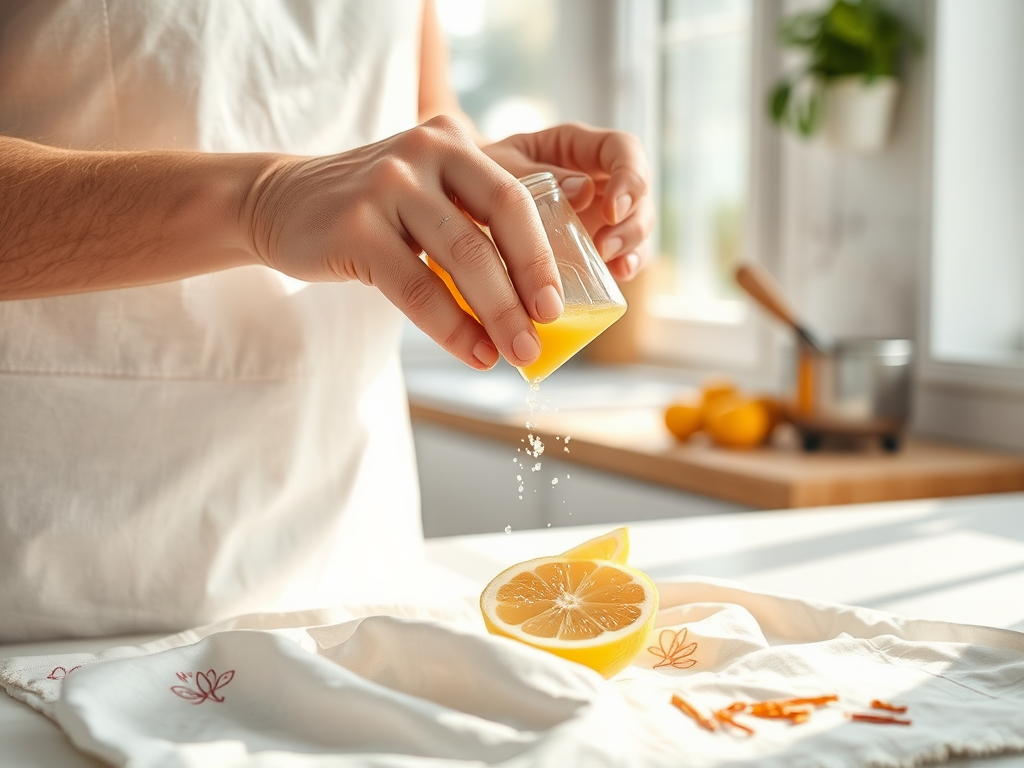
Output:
[480, 555, 658, 678]
[560, 526, 630, 563]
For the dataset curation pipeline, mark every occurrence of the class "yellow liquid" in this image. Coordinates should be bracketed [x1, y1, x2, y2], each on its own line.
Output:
[518, 303, 626, 383]
[425, 256, 624, 382]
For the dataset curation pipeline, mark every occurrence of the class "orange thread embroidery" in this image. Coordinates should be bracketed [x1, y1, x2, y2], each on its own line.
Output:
[649, 627, 698, 669]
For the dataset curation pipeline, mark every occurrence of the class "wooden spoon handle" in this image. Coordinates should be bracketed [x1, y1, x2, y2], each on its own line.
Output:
[735, 262, 800, 330]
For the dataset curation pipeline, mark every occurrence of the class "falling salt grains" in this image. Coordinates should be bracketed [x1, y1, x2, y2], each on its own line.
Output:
[504, 525, 512, 534]
[532, 462, 542, 473]
[551, 478, 558, 486]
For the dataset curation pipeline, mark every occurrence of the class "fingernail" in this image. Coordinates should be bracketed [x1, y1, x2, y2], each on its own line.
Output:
[513, 330, 541, 364]
[561, 175, 587, 198]
[472, 340, 499, 368]
[614, 194, 633, 223]
[603, 237, 623, 259]
[535, 284, 564, 321]
[625, 252, 640, 277]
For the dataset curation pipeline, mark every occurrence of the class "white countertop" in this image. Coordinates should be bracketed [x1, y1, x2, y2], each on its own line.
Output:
[4, 492, 1024, 767]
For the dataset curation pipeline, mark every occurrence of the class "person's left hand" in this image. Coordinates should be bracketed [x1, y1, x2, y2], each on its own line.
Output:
[482, 123, 653, 282]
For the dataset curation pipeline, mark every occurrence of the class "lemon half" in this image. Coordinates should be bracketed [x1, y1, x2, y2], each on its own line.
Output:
[480, 544, 658, 678]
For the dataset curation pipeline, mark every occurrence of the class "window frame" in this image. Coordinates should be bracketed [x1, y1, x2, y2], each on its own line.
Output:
[605, 0, 784, 375]
[917, 0, 1024, 396]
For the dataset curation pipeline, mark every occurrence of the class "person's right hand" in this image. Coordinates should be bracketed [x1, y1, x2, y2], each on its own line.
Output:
[246, 115, 564, 372]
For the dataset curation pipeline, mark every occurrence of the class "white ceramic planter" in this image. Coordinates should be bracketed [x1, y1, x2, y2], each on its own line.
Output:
[821, 75, 900, 153]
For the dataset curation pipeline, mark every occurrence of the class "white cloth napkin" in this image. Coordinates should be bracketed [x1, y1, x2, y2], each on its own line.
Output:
[3, 578, 1024, 768]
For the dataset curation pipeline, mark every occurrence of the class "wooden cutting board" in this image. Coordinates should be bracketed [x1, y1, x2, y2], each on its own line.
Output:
[409, 401, 1024, 509]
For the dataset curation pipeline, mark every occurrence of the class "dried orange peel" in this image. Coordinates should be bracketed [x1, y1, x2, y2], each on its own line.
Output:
[668, 693, 914, 734]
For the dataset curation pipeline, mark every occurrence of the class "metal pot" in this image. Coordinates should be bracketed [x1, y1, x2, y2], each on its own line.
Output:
[787, 338, 914, 451]
[735, 263, 914, 452]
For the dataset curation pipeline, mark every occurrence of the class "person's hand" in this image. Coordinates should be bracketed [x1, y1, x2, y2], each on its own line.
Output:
[246, 116, 564, 372]
[482, 123, 654, 282]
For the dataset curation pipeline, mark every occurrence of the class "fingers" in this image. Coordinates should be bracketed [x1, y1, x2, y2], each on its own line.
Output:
[434, 138, 564, 327]
[482, 142, 597, 212]
[368, 233, 501, 371]
[577, 190, 655, 264]
[606, 243, 649, 282]
[484, 123, 654, 284]
[399, 197, 547, 368]
[505, 124, 650, 223]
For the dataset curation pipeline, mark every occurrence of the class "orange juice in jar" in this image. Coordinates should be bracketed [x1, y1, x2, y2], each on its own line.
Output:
[428, 172, 627, 383]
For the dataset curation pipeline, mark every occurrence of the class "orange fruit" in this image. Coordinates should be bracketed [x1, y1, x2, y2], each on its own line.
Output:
[664, 401, 702, 441]
[753, 395, 785, 436]
[704, 398, 770, 449]
[480, 529, 658, 678]
[700, 379, 738, 411]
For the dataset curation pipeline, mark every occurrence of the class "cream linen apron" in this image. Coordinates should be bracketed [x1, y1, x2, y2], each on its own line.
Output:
[0, 0, 425, 641]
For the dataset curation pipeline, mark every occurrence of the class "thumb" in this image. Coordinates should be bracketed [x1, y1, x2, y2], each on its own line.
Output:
[522, 164, 595, 211]
[485, 144, 596, 210]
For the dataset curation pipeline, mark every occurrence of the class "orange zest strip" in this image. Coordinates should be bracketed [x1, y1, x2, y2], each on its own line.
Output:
[670, 694, 717, 732]
[752, 709, 812, 723]
[850, 713, 912, 726]
[870, 699, 908, 714]
[751, 695, 838, 711]
[747, 694, 837, 724]
[715, 708, 756, 736]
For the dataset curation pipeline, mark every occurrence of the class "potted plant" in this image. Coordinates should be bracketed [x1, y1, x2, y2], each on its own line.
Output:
[768, 0, 922, 152]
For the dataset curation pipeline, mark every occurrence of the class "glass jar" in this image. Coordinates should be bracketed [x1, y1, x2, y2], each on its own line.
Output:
[515, 172, 627, 382]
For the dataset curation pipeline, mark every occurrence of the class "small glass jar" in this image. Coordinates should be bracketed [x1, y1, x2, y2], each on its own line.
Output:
[516, 172, 627, 382]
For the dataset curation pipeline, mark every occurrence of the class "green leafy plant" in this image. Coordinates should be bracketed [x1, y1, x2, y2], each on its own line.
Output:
[769, 0, 922, 137]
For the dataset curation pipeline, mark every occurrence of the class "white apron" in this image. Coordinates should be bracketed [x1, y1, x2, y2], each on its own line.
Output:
[0, 0, 426, 642]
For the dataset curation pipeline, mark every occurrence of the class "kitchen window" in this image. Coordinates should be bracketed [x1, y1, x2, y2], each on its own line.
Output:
[640, 0, 778, 372]
[923, 0, 1024, 390]
[428, 0, 780, 374]
[436, 0, 559, 141]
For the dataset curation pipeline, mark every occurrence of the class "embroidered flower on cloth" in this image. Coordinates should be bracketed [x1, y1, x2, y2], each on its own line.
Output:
[648, 628, 699, 670]
[46, 666, 80, 680]
[170, 669, 235, 704]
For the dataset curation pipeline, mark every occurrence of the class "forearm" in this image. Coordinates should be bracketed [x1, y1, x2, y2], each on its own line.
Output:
[0, 136, 272, 299]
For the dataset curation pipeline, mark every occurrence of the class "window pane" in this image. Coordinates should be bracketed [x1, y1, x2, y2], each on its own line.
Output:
[931, 0, 1024, 366]
[658, 0, 751, 318]
[437, 0, 558, 141]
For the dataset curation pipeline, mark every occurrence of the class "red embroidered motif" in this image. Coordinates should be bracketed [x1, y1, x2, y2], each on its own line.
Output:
[648, 627, 698, 670]
[46, 666, 80, 680]
[171, 669, 235, 704]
